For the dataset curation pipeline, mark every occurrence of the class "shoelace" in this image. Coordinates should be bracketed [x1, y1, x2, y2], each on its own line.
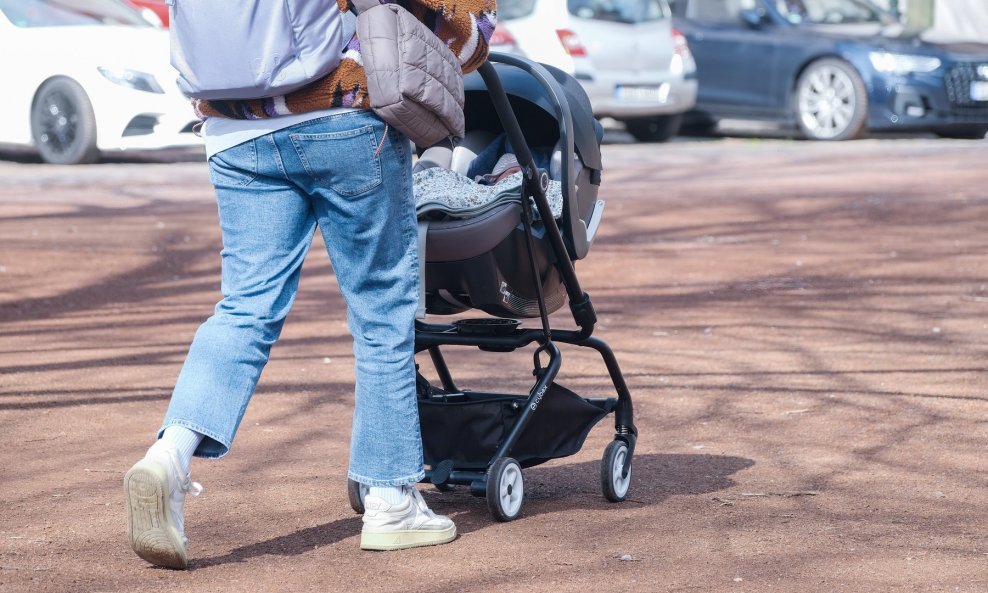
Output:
[163, 451, 203, 498]
[182, 476, 204, 497]
[406, 486, 438, 520]
[159, 452, 202, 544]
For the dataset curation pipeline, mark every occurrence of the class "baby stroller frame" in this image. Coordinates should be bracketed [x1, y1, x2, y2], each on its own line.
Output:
[350, 54, 638, 521]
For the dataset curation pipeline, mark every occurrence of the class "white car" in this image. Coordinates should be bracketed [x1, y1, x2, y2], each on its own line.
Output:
[0, 0, 201, 164]
[493, 0, 699, 142]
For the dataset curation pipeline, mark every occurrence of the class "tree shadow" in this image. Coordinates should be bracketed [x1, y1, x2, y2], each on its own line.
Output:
[184, 452, 752, 569]
[440, 453, 755, 534]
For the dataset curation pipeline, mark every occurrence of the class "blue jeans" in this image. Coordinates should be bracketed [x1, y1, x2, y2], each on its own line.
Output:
[160, 111, 425, 487]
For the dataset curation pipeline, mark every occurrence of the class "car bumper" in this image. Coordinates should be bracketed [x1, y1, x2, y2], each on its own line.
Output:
[865, 62, 988, 131]
[583, 76, 698, 120]
[89, 81, 202, 151]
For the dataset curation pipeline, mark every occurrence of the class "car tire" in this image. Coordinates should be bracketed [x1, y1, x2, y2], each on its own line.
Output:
[623, 114, 683, 143]
[679, 113, 719, 137]
[794, 58, 868, 141]
[31, 77, 99, 165]
[934, 126, 988, 140]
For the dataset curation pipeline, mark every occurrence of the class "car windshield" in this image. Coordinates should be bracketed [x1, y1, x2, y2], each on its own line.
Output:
[568, 0, 667, 23]
[774, 0, 885, 24]
[498, 0, 537, 19]
[0, 0, 150, 27]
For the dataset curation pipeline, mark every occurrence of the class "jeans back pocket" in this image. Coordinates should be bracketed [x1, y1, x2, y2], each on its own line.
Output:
[208, 139, 258, 188]
[290, 125, 383, 197]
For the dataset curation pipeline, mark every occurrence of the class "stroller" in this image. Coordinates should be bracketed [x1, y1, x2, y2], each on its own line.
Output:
[349, 54, 638, 521]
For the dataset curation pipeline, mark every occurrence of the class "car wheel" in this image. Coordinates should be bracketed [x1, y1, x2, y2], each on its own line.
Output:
[624, 114, 683, 143]
[31, 77, 99, 165]
[934, 126, 988, 140]
[794, 59, 867, 141]
[679, 113, 719, 137]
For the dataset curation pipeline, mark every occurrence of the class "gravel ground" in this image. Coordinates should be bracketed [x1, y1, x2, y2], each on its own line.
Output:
[1, 136, 987, 593]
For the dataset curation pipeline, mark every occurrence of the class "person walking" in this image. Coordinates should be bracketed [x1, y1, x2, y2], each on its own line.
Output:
[123, 0, 496, 569]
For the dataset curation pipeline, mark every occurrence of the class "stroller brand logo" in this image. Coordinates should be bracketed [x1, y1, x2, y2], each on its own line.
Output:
[531, 384, 548, 410]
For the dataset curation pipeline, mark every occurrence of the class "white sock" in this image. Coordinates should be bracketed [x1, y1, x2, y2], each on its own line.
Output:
[152, 425, 203, 475]
[368, 485, 407, 505]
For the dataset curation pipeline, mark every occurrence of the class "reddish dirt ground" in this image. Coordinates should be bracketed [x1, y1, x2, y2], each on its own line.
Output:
[1, 136, 987, 593]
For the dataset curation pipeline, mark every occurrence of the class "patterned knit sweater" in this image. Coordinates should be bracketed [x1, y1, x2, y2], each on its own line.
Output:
[193, 0, 497, 120]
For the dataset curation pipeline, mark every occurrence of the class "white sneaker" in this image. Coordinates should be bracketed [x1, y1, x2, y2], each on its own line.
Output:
[124, 445, 202, 569]
[360, 486, 456, 551]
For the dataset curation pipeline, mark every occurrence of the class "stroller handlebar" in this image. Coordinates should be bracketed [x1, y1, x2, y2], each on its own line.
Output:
[475, 57, 591, 322]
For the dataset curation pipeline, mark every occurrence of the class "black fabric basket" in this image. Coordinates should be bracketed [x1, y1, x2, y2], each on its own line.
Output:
[418, 382, 614, 469]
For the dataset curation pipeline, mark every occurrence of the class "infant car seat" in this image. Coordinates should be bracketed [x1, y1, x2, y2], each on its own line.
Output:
[420, 62, 605, 319]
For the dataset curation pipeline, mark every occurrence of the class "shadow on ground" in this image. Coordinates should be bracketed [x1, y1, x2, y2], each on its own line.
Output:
[186, 452, 752, 570]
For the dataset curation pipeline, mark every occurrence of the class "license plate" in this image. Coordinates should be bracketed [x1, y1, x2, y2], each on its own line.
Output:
[615, 84, 670, 102]
[971, 81, 988, 102]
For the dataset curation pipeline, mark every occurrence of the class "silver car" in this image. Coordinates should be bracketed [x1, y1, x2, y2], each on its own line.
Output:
[494, 0, 698, 141]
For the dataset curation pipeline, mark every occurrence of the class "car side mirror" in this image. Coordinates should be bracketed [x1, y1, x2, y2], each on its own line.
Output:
[739, 8, 768, 28]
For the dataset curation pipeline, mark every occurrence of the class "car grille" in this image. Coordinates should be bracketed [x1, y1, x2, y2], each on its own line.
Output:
[122, 115, 159, 137]
[944, 62, 988, 121]
[945, 62, 988, 106]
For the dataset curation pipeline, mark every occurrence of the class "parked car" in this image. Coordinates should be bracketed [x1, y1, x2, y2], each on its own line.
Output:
[669, 0, 988, 140]
[495, 0, 699, 142]
[489, 22, 525, 55]
[0, 0, 200, 164]
[128, 0, 168, 27]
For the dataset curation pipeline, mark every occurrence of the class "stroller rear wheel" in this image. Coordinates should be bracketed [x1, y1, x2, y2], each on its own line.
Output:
[601, 440, 632, 502]
[347, 478, 367, 514]
[486, 457, 524, 521]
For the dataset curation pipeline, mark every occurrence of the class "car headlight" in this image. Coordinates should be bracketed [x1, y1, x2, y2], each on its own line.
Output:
[868, 52, 942, 75]
[97, 67, 165, 94]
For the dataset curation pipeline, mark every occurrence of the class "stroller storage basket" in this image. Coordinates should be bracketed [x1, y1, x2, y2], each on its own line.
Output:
[419, 383, 615, 469]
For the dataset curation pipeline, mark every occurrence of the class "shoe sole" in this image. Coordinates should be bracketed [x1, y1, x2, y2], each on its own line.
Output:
[124, 460, 188, 569]
[360, 524, 457, 551]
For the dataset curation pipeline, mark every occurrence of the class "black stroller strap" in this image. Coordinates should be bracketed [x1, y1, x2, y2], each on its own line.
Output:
[520, 172, 553, 346]
[417, 220, 429, 320]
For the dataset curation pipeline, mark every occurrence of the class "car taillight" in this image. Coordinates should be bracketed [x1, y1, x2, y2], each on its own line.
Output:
[672, 28, 692, 60]
[490, 25, 517, 46]
[556, 29, 587, 58]
[669, 27, 694, 75]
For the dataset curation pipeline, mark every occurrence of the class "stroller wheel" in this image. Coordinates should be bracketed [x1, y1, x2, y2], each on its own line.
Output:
[601, 440, 632, 502]
[486, 457, 524, 521]
[347, 478, 368, 514]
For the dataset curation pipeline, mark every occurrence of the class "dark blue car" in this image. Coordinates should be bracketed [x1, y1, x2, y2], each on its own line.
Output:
[669, 0, 988, 140]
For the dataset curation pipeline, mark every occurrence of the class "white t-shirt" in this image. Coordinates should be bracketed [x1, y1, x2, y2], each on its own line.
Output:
[203, 107, 359, 160]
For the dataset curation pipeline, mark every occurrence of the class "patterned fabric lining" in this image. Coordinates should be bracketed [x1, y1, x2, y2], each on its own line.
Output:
[414, 168, 564, 220]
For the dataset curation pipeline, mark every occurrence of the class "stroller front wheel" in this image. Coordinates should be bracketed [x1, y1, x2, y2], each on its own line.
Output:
[486, 457, 524, 521]
[601, 440, 632, 502]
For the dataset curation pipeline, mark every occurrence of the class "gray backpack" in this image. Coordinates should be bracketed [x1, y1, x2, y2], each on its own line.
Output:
[166, 0, 355, 100]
